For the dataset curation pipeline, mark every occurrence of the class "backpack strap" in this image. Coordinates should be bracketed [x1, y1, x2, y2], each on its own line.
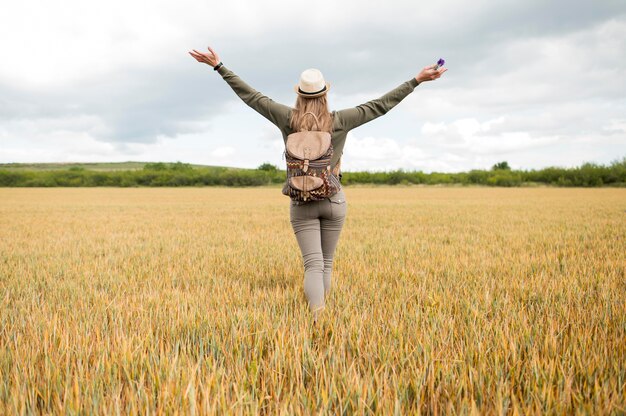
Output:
[302, 111, 320, 131]
[332, 157, 341, 176]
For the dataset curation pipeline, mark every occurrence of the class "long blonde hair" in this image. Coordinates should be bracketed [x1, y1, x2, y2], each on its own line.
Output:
[290, 95, 334, 133]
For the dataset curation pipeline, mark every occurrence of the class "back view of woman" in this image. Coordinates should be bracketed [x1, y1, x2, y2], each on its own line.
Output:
[189, 46, 447, 324]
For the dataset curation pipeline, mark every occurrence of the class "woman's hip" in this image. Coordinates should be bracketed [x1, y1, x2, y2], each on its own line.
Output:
[289, 189, 347, 222]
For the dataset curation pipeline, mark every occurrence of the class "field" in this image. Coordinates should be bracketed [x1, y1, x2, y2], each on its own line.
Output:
[1, 187, 624, 414]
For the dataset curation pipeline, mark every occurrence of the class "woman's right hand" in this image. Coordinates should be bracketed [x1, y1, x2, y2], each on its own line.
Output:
[189, 46, 221, 67]
[415, 64, 447, 83]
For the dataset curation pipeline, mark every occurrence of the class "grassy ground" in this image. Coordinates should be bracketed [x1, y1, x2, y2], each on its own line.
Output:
[1, 187, 624, 414]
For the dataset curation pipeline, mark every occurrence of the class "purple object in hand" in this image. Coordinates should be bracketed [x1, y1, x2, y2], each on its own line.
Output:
[434, 58, 445, 70]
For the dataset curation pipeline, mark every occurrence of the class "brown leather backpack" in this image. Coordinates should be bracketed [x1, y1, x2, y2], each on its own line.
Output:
[281, 112, 342, 202]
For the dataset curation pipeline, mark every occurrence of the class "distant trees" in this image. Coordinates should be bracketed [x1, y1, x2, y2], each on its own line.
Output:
[257, 162, 278, 171]
[0, 157, 624, 187]
[143, 162, 167, 171]
[492, 161, 511, 171]
[143, 161, 192, 171]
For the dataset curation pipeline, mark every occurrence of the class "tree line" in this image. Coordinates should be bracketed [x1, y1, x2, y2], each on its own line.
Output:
[0, 158, 624, 187]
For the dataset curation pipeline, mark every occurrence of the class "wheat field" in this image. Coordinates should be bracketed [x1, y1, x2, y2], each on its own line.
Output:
[0, 187, 624, 414]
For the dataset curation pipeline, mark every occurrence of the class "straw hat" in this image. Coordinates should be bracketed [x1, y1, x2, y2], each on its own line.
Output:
[294, 68, 331, 98]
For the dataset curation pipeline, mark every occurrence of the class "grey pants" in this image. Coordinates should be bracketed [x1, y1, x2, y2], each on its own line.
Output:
[289, 189, 347, 312]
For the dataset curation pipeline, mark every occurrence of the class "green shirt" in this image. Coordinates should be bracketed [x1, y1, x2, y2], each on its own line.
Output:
[216, 64, 420, 172]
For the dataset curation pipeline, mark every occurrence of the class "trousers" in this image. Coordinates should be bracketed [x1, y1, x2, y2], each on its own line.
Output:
[289, 188, 347, 312]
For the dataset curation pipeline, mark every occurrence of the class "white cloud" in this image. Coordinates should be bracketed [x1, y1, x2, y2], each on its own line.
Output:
[604, 119, 626, 134]
[210, 146, 235, 158]
[0, 114, 110, 139]
[1, 1, 193, 89]
[342, 132, 432, 171]
[421, 116, 561, 154]
[0, 132, 118, 163]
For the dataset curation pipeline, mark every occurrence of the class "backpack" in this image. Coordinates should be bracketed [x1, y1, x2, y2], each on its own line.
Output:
[281, 111, 342, 202]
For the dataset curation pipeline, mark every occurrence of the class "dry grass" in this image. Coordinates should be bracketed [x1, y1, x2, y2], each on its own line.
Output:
[0, 187, 625, 415]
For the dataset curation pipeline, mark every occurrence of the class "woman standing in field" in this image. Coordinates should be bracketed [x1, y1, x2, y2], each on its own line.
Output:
[189, 46, 447, 324]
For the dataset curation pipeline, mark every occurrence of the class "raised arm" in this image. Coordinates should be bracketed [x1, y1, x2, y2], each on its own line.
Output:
[189, 46, 291, 128]
[336, 63, 448, 131]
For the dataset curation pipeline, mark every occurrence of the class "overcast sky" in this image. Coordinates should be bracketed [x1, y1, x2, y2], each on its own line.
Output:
[1, 0, 625, 172]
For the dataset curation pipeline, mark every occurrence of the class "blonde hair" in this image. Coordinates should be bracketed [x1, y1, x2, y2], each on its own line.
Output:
[290, 95, 334, 133]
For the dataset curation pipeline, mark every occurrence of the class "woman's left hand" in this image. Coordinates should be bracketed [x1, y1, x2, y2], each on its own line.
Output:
[189, 46, 221, 67]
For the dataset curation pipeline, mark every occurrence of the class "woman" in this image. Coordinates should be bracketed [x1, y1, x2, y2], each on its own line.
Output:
[189, 46, 447, 324]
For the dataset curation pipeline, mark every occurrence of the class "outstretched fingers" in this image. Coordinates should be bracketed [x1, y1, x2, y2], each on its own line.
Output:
[434, 67, 448, 79]
[188, 48, 213, 65]
[428, 67, 448, 80]
[208, 46, 219, 58]
[188, 51, 205, 63]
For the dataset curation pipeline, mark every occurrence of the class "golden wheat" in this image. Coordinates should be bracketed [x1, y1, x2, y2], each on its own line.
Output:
[0, 187, 624, 414]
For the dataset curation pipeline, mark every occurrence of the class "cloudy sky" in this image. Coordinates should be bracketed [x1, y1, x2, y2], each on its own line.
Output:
[1, 0, 625, 172]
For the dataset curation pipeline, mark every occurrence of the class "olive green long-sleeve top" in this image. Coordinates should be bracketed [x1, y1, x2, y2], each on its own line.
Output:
[215, 64, 420, 172]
